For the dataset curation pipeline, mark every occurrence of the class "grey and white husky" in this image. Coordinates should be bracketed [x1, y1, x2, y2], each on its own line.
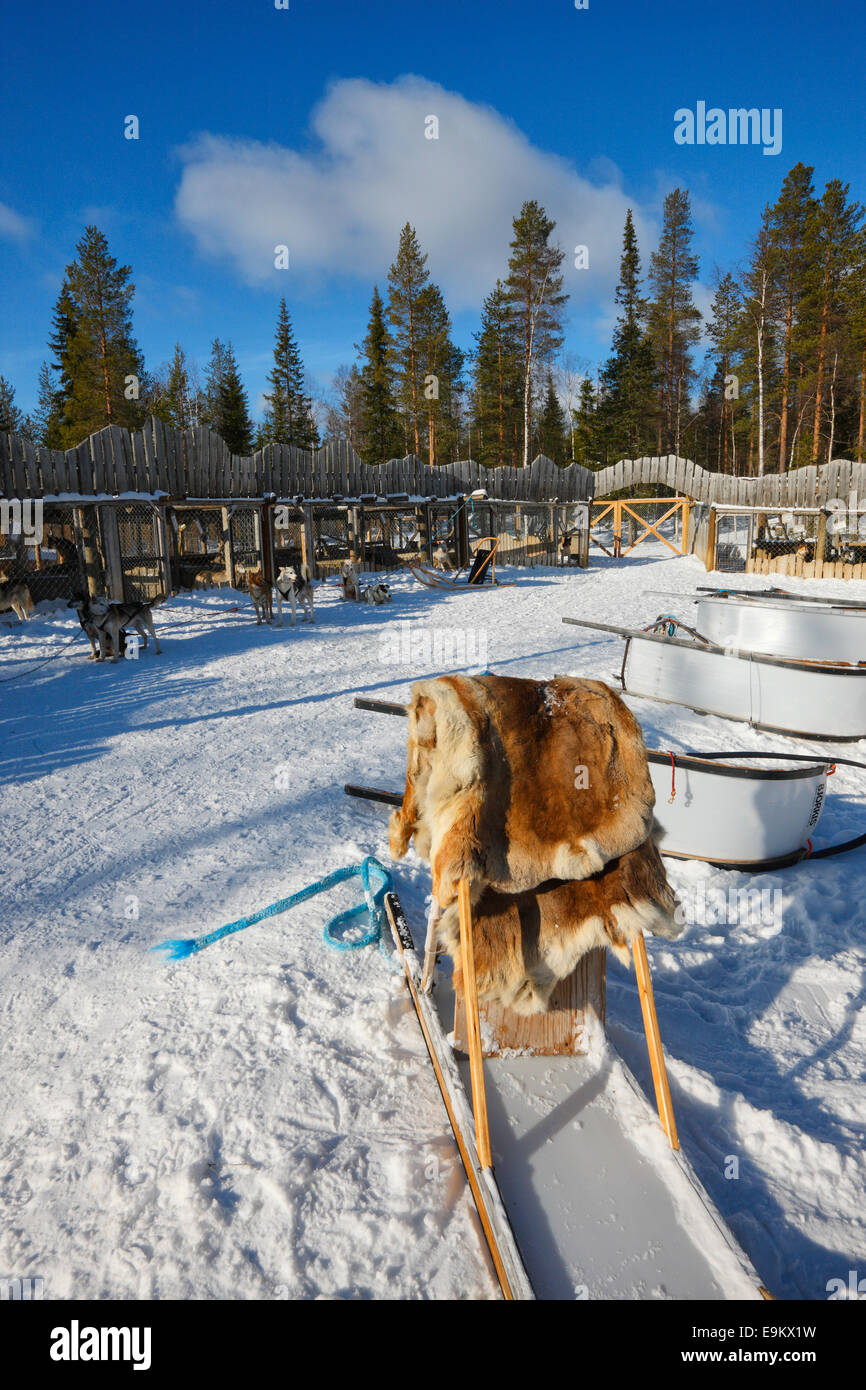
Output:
[71, 594, 163, 662]
[275, 564, 315, 627]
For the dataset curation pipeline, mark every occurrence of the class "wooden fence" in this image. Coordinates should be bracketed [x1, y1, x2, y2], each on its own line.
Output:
[2, 421, 864, 508]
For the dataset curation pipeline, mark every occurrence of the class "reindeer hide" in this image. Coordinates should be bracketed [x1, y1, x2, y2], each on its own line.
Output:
[389, 674, 658, 909]
[443, 836, 680, 1015]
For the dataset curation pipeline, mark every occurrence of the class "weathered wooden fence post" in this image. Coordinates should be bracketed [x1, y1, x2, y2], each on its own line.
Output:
[705, 506, 717, 572]
[302, 502, 316, 579]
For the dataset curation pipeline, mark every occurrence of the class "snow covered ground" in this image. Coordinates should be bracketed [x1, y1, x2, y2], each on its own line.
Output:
[1, 548, 864, 1301]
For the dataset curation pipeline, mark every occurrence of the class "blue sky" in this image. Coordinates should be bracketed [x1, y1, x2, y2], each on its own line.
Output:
[1, 0, 864, 421]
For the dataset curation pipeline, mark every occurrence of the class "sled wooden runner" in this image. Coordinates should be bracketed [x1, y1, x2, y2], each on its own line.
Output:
[383, 891, 534, 1300]
[383, 889, 766, 1300]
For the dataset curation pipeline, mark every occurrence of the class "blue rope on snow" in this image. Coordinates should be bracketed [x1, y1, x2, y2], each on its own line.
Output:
[151, 856, 393, 962]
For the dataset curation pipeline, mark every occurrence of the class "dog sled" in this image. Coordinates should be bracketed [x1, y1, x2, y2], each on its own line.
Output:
[693, 592, 866, 664]
[409, 537, 514, 590]
[346, 679, 767, 1299]
[697, 585, 866, 610]
[348, 697, 866, 871]
[563, 617, 866, 741]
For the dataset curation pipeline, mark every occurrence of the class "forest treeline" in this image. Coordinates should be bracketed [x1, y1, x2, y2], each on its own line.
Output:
[1, 162, 864, 476]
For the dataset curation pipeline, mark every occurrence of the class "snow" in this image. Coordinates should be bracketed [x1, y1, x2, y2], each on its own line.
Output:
[1, 547, 864, 1301]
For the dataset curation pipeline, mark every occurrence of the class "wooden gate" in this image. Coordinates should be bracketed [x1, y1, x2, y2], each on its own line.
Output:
[590, 498, 690, 558]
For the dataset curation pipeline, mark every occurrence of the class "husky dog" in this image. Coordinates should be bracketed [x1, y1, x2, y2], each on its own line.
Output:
[246, 568, 273, 624]
[71, 595, 162, 663]
[0, 580, 34, 623]
[340, 562, 361, 601]
[275, 564, 315, 627]
[432, 545, 453, 571]
[360, 582, 391, 606]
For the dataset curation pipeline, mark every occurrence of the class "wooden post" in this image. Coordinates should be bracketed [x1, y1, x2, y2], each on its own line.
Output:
[302, 502, 317, 579]
[681, 499, 691, 554]
[348, 505, 360, 569]
[705, 506, 717, 572]
[815, 508, 828, 579]
[221, 506, 236, 588]
[74, 507, 103, 600]
[632, 932, 678, 1150]
[457, 880, 492, 1170]
[456, 498, 470, 570]
[260, 499, 275, 586]
[153, 501, 172, 601]
[99, 505, 125, 601]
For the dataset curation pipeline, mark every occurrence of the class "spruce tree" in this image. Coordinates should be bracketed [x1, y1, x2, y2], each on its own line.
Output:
[648, 190, 702, 455]
[152, 344, 199, 432]
[767, 164, 817, 471]
[31, 362, 64, 447]
[416, 283, 464, 465]
[573, 377, 599, 466]
[0, 376, 24, 434]
[600, 210, 657, 458]
[261, 299, 318, 450]
[504, 201, 568, 466]
[387, 224, 430, 456]
[358, 286, 401, 463]
[536, 371, 568, 461]
[204, 340, 253, 455]
[52, 226, 144, 445]
[802, 180, 864, 463]
[472, 282, 522, 468]
[704, 273, 743, 473]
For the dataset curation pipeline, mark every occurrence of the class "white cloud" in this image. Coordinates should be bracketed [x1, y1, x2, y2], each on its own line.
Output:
[0, 201, 36, 241]
[174, 75, 660, 312]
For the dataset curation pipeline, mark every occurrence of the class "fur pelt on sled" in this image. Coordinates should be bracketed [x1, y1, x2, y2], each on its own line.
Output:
[389, 673, 659, 908]
[443, 838, 679, 1016]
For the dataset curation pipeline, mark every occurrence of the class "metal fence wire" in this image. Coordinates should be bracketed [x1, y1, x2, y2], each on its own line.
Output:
[1, 503, 105, 607]
[169, 506, 228, 590]
[826, 508, 866, 566]
[361, 507, 423, 571]
[115, 503, 165, 602]
[273, 504, 305, 574]
[311, 507, 351, 575]
[228, 506, 263, 587]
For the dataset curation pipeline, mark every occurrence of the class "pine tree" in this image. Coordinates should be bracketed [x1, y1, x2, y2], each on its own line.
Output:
[203, 340, 253, 455]
[416, 283, 464, 465]
[0, 376, 24, 434]
[504, 201, 568, 466]
[323, 364, 365, 449]
[573, 376, 599, 466]
[51, 226, 144, 445]
[600, 210, 656, 458]
[260, 299, 318, 450]
[767, 164, 816, 471]
[358, 287, 401, 463]
[536, 370, 568, 461]
[802, 180, 864, 463]
[648, 190, 702, 454]
[472, 282, 522, 468]
[30, 362, 64, 447]
[387, 224, 430, 456]
[152, 344, 200, 432]
[704, 273, 743, 473]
